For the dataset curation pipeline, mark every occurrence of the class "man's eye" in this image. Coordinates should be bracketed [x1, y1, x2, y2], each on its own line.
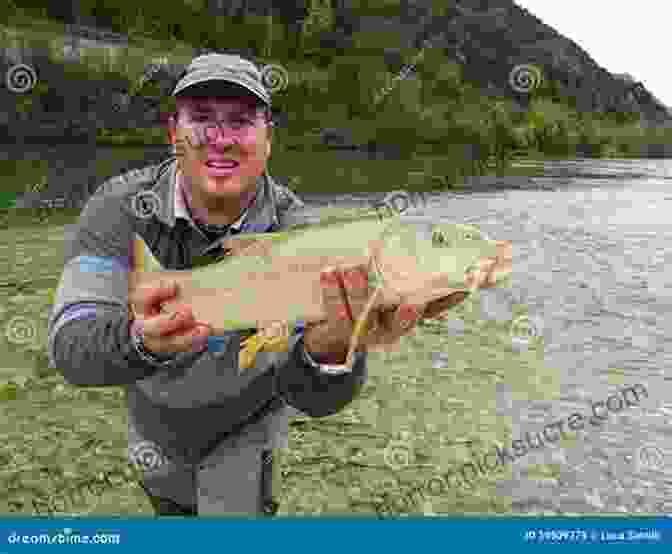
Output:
[231, 118, 254, 128]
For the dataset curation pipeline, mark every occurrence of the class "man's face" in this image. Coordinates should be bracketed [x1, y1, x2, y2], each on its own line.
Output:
[168, 93, 272, 211]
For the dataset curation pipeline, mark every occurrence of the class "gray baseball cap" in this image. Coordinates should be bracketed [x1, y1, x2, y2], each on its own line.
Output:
[172, 53, 271, 106]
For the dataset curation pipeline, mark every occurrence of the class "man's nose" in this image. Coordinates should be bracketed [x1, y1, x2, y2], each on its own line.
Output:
[206, 122, 238, 147]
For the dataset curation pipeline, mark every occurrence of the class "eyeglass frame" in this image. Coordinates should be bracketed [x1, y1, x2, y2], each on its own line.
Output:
[171, 105, 274, 142]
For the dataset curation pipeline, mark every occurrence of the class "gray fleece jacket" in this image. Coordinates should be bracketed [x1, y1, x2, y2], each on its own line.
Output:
[47, 157, 367, 470]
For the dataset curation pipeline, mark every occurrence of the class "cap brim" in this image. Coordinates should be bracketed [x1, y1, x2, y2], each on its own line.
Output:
[172, 70, 270, 105]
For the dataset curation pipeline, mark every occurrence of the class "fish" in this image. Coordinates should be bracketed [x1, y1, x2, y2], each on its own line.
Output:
[129, 208, 513, 370]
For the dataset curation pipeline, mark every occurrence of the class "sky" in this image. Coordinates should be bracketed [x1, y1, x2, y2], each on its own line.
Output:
[513, 1, 670, 108]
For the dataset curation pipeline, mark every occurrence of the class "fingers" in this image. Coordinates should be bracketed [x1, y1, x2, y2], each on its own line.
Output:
[131, 279, 211, 354]
[319, 263, 425, 345]
[340, 265, 370, 321]
[375, 302, 422, 345]
[134, 280, 179, 317]
[319, 267, 352, 325]
[140, 309, 210, 355]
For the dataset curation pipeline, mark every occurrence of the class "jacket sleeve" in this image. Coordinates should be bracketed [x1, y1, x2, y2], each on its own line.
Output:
[269, 183, 368, 417]
[276, 336, 368, 418]
[47, 189, 201, 387]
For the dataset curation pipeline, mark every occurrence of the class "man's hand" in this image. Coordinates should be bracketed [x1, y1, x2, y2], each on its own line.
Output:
[129, 280, 211, 355]
[304, 257, 501, 364]
[303, 265, 423, 365]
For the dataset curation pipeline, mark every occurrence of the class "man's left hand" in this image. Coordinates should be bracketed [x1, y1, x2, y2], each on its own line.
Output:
[303, 264, 423, 365]
[304, 258, 500, 365]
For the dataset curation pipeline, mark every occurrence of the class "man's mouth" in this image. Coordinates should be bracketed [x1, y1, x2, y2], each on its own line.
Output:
[205, 160, 239, 169]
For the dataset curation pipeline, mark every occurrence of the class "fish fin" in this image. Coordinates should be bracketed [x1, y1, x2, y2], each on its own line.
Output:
[345, 285, 383, 370]
[133, 233, 164, 272]
[238, 321, 292, 373]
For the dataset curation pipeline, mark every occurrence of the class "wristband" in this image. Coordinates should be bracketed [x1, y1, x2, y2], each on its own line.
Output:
[130, 318, 177, 366]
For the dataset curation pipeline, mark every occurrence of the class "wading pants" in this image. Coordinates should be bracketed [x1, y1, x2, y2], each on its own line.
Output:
[131, 422, 282, 517]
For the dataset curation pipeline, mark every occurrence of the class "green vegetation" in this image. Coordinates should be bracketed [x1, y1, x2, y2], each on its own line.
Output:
[3, 0, 670, 176]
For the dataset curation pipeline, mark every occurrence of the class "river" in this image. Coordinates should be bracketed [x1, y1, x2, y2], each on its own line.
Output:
[302, 157, 672, 514]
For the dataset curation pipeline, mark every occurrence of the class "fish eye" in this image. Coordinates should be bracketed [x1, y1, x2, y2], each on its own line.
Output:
[432, 230, 447, 245]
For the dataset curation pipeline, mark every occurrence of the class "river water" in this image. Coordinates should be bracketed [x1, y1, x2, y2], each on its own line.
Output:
[3, 151, 672, 515]
[302, 158, 672, 514]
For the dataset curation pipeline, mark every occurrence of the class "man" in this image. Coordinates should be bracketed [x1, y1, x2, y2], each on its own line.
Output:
[48, 53, 496, 516]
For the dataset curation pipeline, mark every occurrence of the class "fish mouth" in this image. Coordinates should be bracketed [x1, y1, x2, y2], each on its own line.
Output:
[422, 291, 470, 319]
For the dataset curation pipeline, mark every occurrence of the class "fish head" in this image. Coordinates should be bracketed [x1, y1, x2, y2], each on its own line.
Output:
[373, 217, 512, 307]
[377, 218, 500, 277]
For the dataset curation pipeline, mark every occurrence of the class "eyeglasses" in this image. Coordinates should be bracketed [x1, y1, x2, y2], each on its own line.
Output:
[182, 114, 270, 145]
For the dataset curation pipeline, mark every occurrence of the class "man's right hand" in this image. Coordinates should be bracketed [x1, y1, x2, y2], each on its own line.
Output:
[130, 280, 211, 355]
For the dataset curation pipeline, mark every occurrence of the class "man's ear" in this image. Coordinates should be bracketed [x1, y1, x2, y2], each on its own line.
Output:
[265, 124, 273, 157]
[167, 114, 177, 145]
